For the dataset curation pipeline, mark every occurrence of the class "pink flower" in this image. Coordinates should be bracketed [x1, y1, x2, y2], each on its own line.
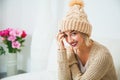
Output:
[0, 31, 4, 36]
[8, 35, 16, 42]
[15, 29, 23, 37]
[12, 41, 21, 49]
[21, 30, 27, 38]
[6, 28, 13, 32]
[0, 29, 9, 37]
[9, 29, 22, 37]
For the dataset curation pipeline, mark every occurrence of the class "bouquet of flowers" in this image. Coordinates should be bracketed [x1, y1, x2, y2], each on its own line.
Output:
[0, 28, 27, 54]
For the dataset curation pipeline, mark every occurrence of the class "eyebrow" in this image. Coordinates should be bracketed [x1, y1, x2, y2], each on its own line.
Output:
[70, 30, 74, 33]
[70, 30, 76, 33]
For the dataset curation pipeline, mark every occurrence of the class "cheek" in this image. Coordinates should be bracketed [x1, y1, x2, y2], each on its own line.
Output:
[75, 35, 84, 43]
[73, 35, 81, 41]
[65, 38, 68, 42]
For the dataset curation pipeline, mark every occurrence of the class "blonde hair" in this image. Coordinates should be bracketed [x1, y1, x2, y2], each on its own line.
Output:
[80, 32, 91, 47]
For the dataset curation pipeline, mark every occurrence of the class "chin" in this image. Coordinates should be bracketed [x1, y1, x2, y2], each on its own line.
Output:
[73, 44, 81, 50]
[73, 46, 79, 50]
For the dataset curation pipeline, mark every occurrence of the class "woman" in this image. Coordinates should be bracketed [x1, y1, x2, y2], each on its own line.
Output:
[56, 0, 117, 80]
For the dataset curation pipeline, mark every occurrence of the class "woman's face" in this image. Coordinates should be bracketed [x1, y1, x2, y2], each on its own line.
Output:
[64, 30, 84, 49]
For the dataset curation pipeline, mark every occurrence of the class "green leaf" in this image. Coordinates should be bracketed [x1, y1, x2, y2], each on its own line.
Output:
[0, 46, 6, 55]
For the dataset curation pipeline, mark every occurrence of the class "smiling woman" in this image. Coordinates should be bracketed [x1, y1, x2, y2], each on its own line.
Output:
[56, 0, 118, 80]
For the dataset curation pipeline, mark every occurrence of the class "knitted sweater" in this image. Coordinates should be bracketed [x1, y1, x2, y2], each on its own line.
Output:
[57, 41, 117, 80]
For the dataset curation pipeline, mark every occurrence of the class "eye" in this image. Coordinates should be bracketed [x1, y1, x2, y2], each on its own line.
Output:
[64, 34, 67, 38]
[71, 32, 77, 36]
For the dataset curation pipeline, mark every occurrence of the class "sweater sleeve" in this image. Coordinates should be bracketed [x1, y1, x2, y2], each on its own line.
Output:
[57, 49, 72, 80]
[70, 51, 112, 80]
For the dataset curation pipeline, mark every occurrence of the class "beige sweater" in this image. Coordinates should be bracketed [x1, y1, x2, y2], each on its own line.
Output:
[57, 41, 117, 80]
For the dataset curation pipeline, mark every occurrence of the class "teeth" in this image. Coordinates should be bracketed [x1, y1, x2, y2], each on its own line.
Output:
[71, 43, 77, 46]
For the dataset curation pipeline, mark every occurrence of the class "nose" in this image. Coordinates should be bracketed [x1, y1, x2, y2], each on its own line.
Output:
[67, 36, 74, 44]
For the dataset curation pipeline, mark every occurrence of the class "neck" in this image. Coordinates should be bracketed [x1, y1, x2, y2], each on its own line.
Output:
[75, 41, 93, 66]
[77, 42, 92, 55]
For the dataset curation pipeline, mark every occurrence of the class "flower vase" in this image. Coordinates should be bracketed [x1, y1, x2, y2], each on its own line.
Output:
[7, 53, 17, 76]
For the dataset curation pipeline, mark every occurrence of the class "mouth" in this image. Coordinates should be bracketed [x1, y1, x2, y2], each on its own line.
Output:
[70, 42, 77, 47]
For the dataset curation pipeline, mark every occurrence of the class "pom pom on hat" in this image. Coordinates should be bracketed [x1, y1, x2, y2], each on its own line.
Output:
[69, 0, 84, 7]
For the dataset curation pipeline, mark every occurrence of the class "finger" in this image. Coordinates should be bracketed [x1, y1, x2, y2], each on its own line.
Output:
[56, 32, 64, 41]
[58, 37, 65, 49]
[59, 36, 64, 43]
[57, 33, 65, 42]
[67, 46, 73, 52]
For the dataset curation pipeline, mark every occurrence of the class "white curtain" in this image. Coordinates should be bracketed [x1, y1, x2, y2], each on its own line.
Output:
[30, 0, 66, 72]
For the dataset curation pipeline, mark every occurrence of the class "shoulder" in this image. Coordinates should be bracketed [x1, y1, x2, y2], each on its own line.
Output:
[93, 41, 110, 54]
[91, 41, 113, 61]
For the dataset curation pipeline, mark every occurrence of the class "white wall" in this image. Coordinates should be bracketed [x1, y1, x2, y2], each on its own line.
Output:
[0, 0, 3, 29]
[85, 0, 120, 38]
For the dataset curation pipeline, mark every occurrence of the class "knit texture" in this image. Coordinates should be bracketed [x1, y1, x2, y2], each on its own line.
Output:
[57, 41, 118, 80]
[59, 0, 92, 37]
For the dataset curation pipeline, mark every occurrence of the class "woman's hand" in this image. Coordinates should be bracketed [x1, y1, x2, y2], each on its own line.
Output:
[67, 47, 78, 67]
[56, 30, 66, 50]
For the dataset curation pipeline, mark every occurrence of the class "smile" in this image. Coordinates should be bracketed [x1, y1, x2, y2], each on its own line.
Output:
[70, 42, 77, 47]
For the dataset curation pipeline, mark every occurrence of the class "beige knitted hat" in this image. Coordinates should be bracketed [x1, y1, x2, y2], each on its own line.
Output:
[59, 0, 92, 37]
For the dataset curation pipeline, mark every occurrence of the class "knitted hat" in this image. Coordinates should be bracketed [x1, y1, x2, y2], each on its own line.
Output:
[59, 0, 92, 37]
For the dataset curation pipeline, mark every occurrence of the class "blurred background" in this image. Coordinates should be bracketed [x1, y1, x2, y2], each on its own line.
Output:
[0, 0, 120, 79]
